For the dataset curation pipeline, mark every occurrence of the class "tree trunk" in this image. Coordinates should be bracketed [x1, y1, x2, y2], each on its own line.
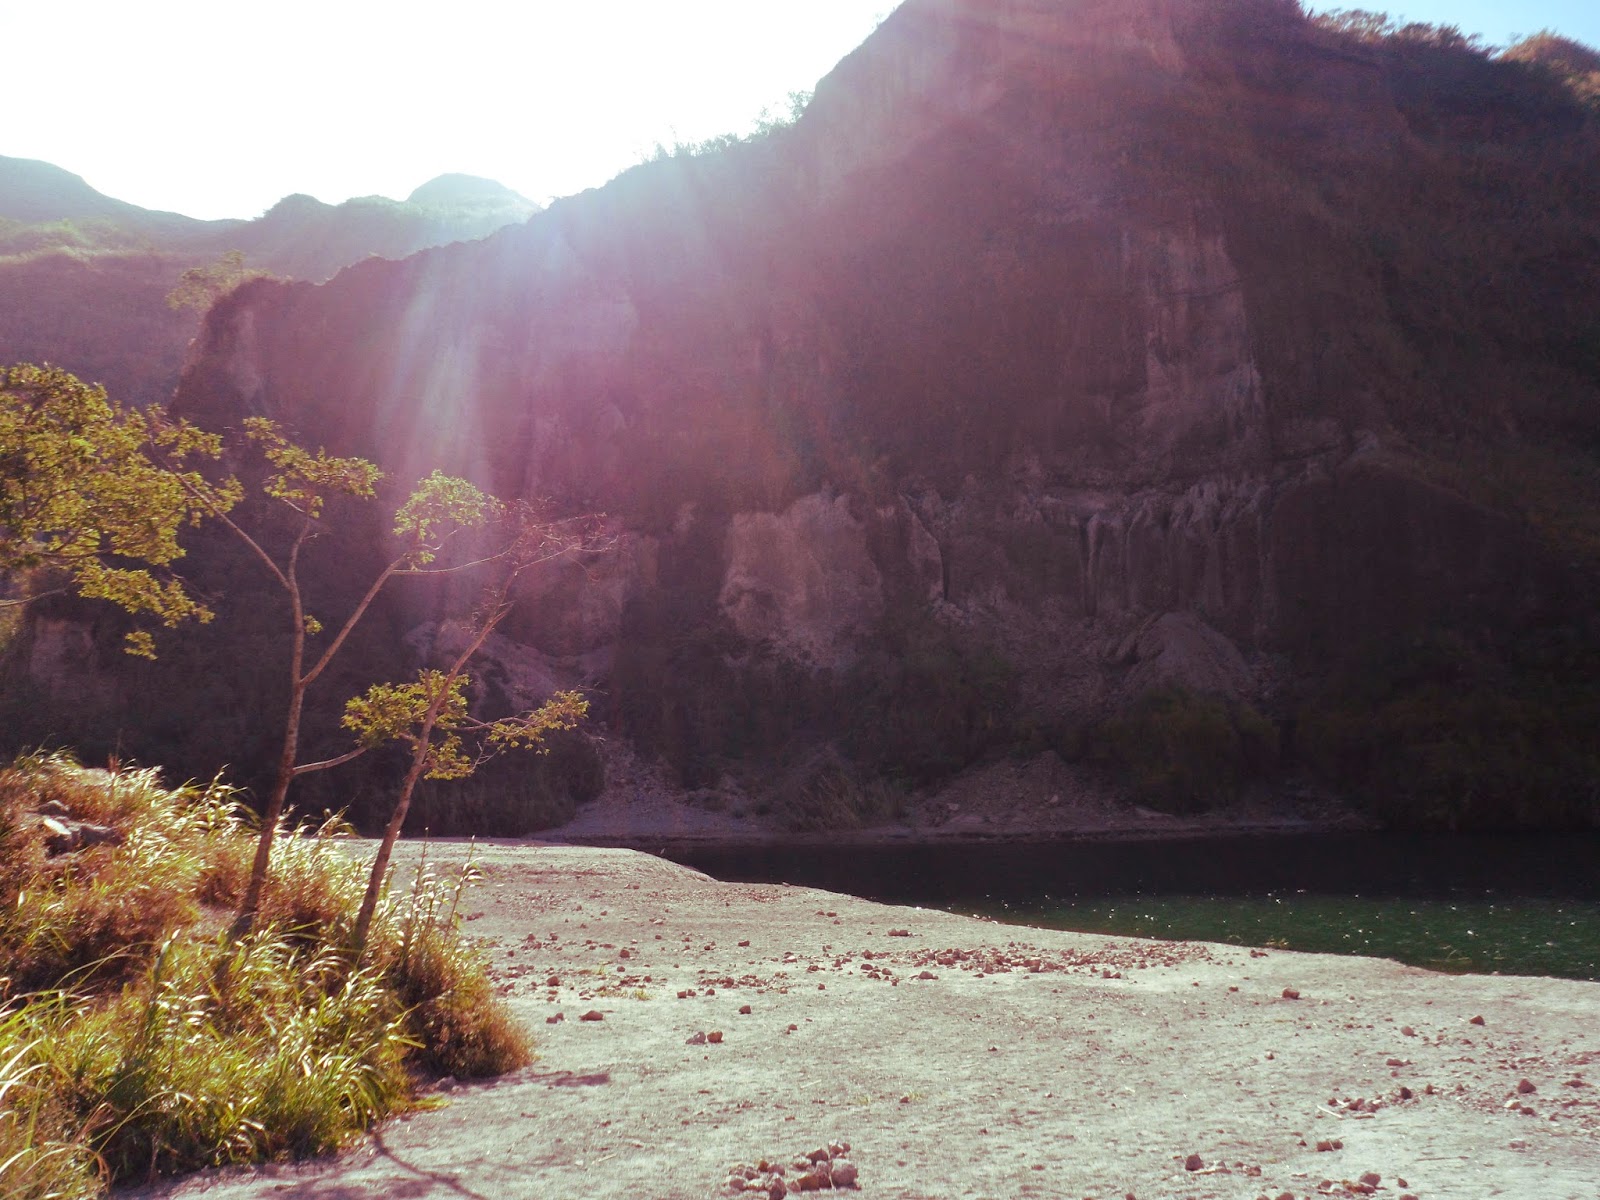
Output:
[352, 749, 429, 952]
[230, 607, 306, 940]
[229, 684, 303, 939]
[352, 593, 513, 953]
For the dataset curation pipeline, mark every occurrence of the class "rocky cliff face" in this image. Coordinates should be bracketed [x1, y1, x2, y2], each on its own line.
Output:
[46, 0, 1597, 824]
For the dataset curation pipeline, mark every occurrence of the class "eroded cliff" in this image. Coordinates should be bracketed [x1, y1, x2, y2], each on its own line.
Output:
[22, 0, 1599, 830]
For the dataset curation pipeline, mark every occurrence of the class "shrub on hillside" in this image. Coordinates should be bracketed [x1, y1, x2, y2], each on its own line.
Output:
[1088, 688, 1279, 815]
[402, 729, 605, 836]
[768, 747, 906, 833]
[1501, 32, 1600, 110]
[844, 616, 1018, 784]
[1298, 629, 1600, 829]
[613, 600, 1018, 792]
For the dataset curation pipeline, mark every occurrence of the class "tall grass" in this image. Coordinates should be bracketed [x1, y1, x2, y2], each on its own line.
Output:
[0, 751, 531, 1195]
[371, 844, 529, 1077]
[53, 935, 408, 1182]
[0, 1001, 97, 1200]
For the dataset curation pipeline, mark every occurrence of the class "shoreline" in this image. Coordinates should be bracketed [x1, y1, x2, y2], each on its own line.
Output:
[540, 813, 1370, 850]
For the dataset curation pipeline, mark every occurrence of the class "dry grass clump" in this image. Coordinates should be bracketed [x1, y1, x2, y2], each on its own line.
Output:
[0, 755, 225, 993]
[0, 751, 531, 1197]
[371, 848, 530, 1077]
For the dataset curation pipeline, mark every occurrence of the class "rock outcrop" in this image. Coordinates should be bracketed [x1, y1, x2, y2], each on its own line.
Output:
[721, 494, 885, 670]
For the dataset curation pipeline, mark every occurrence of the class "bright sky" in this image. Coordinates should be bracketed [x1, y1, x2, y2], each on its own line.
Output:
[1307, 0, 1600, 49]
[7, 0, 1598, 222]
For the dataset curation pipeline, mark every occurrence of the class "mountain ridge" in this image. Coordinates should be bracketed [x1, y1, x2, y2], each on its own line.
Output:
[0, 155, 229, 230]
[0, 153, 535, 227]
[0, 157, 540, 403]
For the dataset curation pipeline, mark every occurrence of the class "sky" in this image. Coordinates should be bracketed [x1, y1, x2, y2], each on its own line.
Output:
[6, 0, 1599, 222]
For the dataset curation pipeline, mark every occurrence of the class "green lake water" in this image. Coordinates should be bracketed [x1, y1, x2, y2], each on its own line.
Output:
[982, 895, 1600, 981]
[668, 832, 1600, 982]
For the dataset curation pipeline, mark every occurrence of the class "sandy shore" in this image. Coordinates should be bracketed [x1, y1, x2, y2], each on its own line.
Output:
[129, 841, 1599, 1200]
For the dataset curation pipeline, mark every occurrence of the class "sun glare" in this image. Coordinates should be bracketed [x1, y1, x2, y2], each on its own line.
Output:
[3, 0, 893, 219]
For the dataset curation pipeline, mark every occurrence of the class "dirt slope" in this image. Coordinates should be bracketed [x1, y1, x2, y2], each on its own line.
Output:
[131, 842, 1600, 1200]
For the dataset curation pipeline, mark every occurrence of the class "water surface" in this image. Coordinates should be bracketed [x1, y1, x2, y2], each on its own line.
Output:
[663, 832, 1600, 980]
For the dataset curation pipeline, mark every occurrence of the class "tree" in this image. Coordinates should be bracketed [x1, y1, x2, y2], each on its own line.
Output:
[149, 418, 518, 937]
[2, 370, 599, 944]
[5, 379, 597, 942]
[165, 250, 270, 314]
[1311, 9, 1486, 53]
[340, 502, 600, 949]
[1310, 8, 1399, 41]
[0, 364, 230, 656]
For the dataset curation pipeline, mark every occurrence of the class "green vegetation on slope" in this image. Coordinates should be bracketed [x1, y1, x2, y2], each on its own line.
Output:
[611, 582, 1017, 826]
[1085, 688, 1280, 816]
[0, 752, 529, 1198]
[1297, 626, 1600, 831]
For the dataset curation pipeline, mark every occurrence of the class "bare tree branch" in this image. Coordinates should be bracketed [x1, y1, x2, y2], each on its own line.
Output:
[292, 745, 371, 776]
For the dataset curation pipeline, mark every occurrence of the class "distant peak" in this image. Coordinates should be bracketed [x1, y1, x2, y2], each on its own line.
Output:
[406, 174, 534, 209]
[263, 192, 329, 216]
